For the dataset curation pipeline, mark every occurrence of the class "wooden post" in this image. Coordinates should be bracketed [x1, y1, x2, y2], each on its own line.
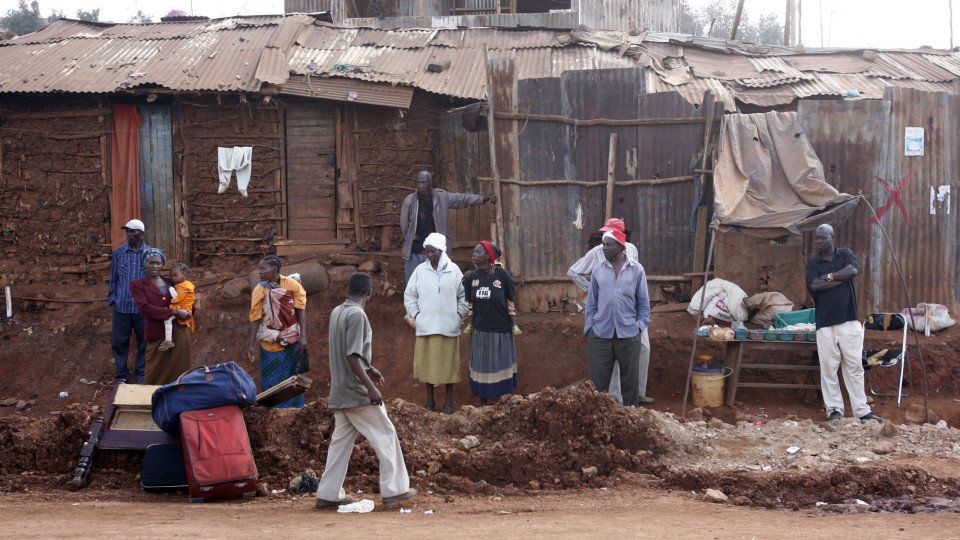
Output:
[483, 44, 507, 267]
[691, 206, 708, 287]
[604, 133, 617, 221]
[730, 0, 746, 40]
[692, 90, 716, 277]
[784, 0, 795, 46]
[682, 229, 717, 418]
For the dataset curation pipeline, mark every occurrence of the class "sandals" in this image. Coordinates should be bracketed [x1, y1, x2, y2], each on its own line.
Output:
[441, 402, 453, 415]
[425, 400, 435, 412]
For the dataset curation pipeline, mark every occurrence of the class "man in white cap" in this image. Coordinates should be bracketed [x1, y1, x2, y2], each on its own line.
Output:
[108, 219, 151, 384]
[584, 229, 651, 407]
[568, 218, 653, 405]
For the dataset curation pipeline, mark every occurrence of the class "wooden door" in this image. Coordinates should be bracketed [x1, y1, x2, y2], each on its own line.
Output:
[137, 105, 176, 253]
[285, 103, 337, 240]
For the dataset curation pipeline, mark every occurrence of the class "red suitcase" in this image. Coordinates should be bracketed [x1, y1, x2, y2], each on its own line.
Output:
[180, 405, 258, 503]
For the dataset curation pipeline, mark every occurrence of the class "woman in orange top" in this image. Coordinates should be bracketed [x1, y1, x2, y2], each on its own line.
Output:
[247, 255, 308, 408]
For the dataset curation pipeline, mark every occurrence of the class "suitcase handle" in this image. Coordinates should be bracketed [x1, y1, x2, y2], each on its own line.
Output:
[175, 365, 215, 390]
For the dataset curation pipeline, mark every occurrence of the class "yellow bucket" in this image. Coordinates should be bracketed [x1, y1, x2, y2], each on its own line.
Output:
[691, 362, 731, 408]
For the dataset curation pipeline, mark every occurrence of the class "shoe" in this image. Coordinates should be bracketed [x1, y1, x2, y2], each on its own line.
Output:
[638, 396, 655, 405]
[382, 489, 417, 505]
[441, 402, 454, 414]
[315, 496, 355, 509]
[425, 401, 435, 412]
[157, 340, 175, 352]
[859, 412, 885, 423]
[828, 410, 843, 420]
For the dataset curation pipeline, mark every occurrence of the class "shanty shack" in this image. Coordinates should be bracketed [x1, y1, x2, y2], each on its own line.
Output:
[1, 14, 958, 312]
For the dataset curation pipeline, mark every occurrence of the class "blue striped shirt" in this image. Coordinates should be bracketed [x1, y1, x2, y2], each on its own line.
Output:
[108, 241, 151, 314]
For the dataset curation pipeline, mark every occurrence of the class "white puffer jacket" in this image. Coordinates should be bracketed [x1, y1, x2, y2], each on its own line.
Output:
[404, 260, 469, 337]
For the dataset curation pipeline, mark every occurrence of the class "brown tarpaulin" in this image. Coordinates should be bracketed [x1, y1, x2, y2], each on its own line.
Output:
[712, 111, 859, 240]
[110, 104, 142, 250]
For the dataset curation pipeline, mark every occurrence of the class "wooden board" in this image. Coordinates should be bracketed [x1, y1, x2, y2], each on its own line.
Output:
[285, 103, 338, 241]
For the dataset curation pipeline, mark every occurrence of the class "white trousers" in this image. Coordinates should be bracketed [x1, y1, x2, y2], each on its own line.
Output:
[316, 404, 410, 501]
[816, 319, 871, 418]
[217, 146, 253, 196]
[608, 327, 651, 403]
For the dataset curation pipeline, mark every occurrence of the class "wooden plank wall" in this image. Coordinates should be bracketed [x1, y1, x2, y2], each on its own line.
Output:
[285, 102, 338, 240]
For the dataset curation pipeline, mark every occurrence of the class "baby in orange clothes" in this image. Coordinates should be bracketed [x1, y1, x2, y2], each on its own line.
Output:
[158, 262, 195, 351]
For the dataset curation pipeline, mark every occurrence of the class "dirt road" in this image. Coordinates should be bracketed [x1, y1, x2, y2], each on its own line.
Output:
[2, 488, 954, 539]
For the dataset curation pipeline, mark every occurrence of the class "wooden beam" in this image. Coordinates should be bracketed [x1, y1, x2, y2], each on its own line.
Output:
[493, 111, 719, 127]
[731, 0, 746, 40]
[480, 176, 693, 187]
[3, 108, 112, 120]
[605, 133, 617, 221]
[483, 44, 507, 267]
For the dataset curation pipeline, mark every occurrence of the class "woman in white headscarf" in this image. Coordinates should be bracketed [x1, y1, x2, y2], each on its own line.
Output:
[403, 233, 469, 414]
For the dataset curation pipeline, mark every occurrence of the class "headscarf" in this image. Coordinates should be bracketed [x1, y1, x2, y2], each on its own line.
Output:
[141, 247, 166, 267]
[602, 229, 626, 247]
[480, 241, 500, 265]
[423, 232, 452, 271]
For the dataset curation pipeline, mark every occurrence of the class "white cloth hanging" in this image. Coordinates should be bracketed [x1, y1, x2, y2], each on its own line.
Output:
[217, 146, 253, 197]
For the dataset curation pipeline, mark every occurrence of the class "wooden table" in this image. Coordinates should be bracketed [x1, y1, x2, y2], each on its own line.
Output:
[723, 339, 821, 406]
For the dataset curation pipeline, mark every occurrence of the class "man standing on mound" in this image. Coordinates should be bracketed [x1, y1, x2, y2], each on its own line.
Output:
[315, 272, 417, 509]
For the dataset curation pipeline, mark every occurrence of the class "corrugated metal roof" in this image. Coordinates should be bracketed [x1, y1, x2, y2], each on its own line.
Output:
[923, 52, 960, 77]
[2, 16, 959, 108]
[876, 52, 956, 82]
[279, 74, 414, 108]
[352, 28, 436, 49]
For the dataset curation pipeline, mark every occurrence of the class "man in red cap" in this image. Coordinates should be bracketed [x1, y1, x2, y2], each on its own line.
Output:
[569, 218, 653, 405]
[584, 229, 651, 407]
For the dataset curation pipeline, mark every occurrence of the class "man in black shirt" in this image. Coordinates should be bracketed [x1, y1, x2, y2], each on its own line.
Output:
[806, 224, 883, 423]
[399, 171, 494, 281]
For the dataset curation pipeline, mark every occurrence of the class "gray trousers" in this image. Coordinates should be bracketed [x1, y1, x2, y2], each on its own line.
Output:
[588, 329, 643, 407]
[608, 327, 650, 403]
[316, 404, 410, 502]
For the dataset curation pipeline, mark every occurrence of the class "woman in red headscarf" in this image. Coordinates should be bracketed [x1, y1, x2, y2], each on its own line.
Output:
[462, 242, 520, 405]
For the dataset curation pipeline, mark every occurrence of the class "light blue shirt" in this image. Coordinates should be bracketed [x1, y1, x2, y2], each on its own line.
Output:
[584, 257, 650, 338]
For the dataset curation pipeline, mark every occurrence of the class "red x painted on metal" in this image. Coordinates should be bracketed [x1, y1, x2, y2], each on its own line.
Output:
[870, 169, 914, 226]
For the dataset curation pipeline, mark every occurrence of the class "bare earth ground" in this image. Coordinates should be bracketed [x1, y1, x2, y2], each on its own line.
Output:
[1, 256, 959, 536]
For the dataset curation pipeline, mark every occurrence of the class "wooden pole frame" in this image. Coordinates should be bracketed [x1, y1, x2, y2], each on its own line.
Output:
[604, 133, 617, 221]
[682, 229, 717, 418]
[483, 44, 508, 264]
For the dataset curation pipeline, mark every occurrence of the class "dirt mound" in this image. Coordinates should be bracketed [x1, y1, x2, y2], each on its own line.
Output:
[3, 383, 960, 515]
[245, 383, 675, 494]
[664, 466, 960, 510]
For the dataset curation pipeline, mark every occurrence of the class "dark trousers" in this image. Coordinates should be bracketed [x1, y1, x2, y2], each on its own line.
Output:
[588, 329, 642, 406]
[111, 308, 146, 383]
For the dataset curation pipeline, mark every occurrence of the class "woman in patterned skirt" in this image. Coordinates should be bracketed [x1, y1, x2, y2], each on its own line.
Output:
[247, 255, 308, 408]
[462, 242, 520, 405]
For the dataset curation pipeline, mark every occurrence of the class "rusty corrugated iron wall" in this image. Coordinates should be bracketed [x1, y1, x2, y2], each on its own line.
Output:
[442, 65, 711, 295]
[798, 89, 960, 315]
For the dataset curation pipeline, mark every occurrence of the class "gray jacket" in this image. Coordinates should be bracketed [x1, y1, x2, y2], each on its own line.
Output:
[399, 188, 486, 260]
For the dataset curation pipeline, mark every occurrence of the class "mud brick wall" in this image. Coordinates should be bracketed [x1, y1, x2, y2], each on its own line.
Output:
[0, 96, 110, 283]
[349, 92, 440, 248]
[174, 95, 284, 265]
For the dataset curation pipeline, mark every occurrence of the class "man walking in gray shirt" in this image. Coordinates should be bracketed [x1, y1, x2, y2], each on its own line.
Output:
[584, 229, 651, 407]
[315, 273, 417, 509]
